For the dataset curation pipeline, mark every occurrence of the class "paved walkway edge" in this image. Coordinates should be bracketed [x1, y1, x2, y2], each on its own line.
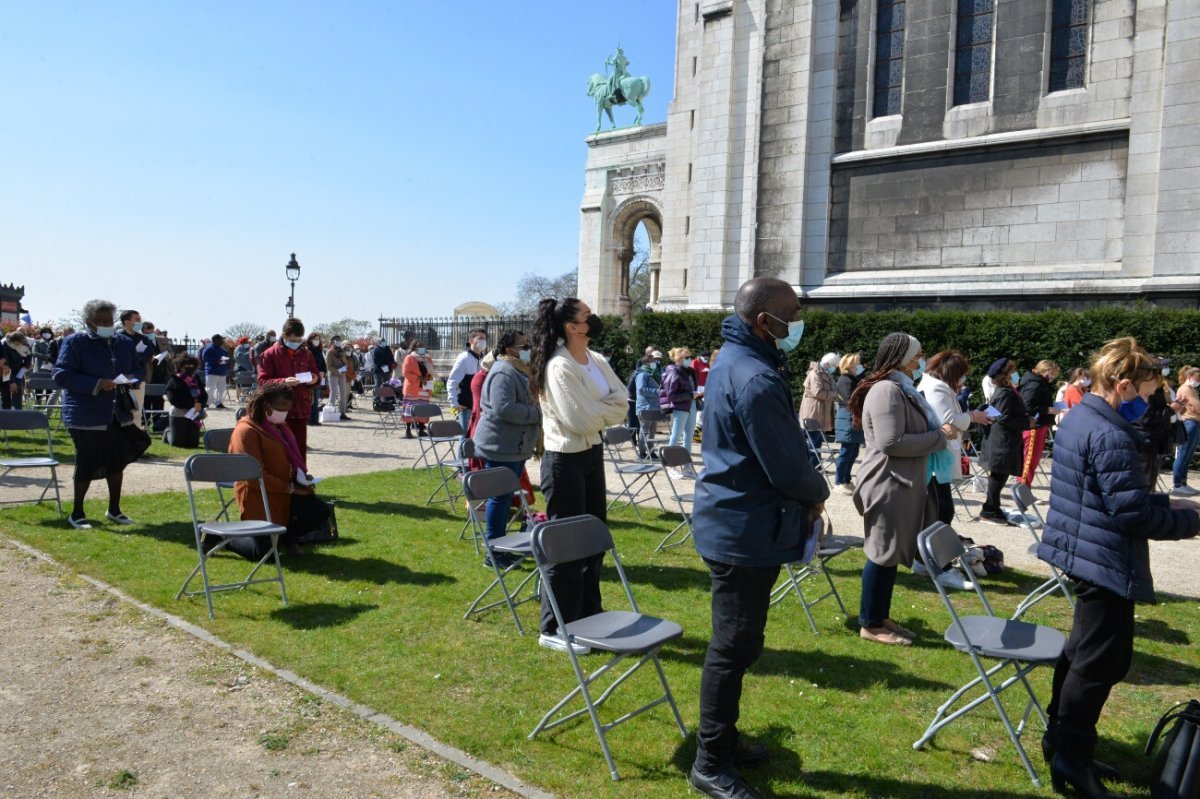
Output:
[1, 534, 556, 799]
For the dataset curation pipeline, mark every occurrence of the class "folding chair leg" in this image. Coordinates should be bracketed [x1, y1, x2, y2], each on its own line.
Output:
[654, 517, 692, 552]
[464, 561, 538, 634]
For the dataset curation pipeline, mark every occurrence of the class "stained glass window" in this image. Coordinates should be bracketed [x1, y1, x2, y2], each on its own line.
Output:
[873, 0, 906, 117]
[1049, 0, 1089, 91]
[953, 0, 994, 105]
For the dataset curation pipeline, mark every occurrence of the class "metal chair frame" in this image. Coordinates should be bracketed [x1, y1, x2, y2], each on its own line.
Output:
[768, 515, 857, 633]
[202, 428, 237, 522]
[423, 419, 466, 505]
[409, 402, 448, 469]
[913, 521, 1066, 787]
[801, 418, 837, 486]
[0, 410, 64, 517]
[1009, 483, 1076, 619]
[654, 445, 695, 551]
[371, 385, 401, 436]
[461, 468, 539, 633]
[141, 383, 170, 433]
[176, 453, 289, 619]
[600, 427, 665, 521]
[527, 515, 686, 781]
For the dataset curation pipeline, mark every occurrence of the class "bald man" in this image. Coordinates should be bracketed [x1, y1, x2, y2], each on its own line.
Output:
[688, 277, 829, 799]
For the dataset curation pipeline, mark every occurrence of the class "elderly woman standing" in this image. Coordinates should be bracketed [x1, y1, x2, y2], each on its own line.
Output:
[849, 333, 953, 646]
[918, 350, 993, 525]
[833, 352, 865, 494]
[53, 299, 149, 529]
[800, 352, 839, 467]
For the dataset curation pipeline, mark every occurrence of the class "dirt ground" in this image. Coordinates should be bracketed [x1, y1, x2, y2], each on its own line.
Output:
[0, 542, 521, 799]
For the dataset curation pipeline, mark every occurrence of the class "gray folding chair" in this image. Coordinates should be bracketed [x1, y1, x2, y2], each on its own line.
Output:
[176, 453, 289, 619]
[234, 371, 256, 404]
[527, 515, 686, 781]
[372, 385, 401, 436]
[769, 515, 858, 633]
[203, 428, 236, 522]
[409, 402, 448, 469]
[801, 418, 837, 485]
[0, 410, 63, 517]
[462, 467, 539, 634]
[654, 445, 695, 551]
[600, 427, 665, 521]
[456, 439, 486, 546]
[423, 419, 465, 504]
[24, 376, 62, 425]
[913, 521, 1066, 787]
[141, 383, 170, 431]
[636, 408, 667, 460]
[1009, 483, 1075, 619]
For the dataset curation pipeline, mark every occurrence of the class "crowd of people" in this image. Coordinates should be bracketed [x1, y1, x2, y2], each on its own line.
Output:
[7, 285, 1200, 799]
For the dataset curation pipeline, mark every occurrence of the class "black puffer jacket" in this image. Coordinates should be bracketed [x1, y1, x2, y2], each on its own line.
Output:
[980, 384, 1028, 474]
[1038, 393, 1199, 603]
[1018, 371, 1055, 428]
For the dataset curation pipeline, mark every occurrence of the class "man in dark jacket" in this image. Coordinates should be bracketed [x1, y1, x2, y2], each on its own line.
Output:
[372, 338, 397, 386]
[199, 334, 230, 409]
[115, 309, 152, 429]
[688, 277, 829, 799]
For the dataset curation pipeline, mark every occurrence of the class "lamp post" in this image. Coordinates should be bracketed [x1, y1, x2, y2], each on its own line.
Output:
[285, 253, 301, 318]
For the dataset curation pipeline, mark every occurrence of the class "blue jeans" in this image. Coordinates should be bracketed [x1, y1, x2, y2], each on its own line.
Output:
[835, 441, 860, 485]
[1173, 419, 1200, 487]
[456, 408, 471, 434]
[859, 558, 898, 628]
[669, 403, 697, 449]
[484, 459, 525, 541]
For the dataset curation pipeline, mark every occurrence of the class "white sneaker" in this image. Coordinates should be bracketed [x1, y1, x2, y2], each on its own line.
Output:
[669, 468, 688, 481]
[833, 483, 854, 496]
[935, 570, 974, 591]
[1171, 485, 1199, 496]
[538, 633, 591, 655]
[912, 560, 929, 576]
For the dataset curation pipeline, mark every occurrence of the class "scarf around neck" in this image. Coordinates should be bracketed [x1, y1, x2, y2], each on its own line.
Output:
[260, 418, 308, 475]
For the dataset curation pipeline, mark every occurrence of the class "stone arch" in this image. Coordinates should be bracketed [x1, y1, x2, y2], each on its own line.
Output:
[608, 196, 663, 321]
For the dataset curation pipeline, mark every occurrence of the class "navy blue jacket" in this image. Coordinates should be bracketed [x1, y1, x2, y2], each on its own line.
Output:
[1039, 393, 1199, 602]
[53, 332, 142, 428]
[200, 343, 229, 376]
[693, 315, 830, 567]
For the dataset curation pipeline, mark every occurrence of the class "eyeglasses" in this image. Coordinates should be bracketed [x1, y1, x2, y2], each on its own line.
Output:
[520, 343, 532, 350]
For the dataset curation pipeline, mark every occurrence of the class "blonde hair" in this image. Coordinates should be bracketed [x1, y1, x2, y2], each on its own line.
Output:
[1034, 359, 1060, 377]
[1180, 366, 1200, 387]
[838, 352, 861, 373]
[669, 346, 691, 362]
[1088, 337, 1160, 393]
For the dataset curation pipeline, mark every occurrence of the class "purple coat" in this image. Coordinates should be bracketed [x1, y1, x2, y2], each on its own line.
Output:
[659, 363, 696, 413]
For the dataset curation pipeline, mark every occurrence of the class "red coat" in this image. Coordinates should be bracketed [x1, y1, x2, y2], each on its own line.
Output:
[257, 343, 317, 421]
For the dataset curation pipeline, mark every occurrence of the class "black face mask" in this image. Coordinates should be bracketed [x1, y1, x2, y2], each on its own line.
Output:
[584, 314, 604, 340]
[183, 368, 196, 376]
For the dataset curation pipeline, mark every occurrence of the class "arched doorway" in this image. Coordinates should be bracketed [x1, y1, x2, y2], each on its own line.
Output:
[609, 197, 662, 322]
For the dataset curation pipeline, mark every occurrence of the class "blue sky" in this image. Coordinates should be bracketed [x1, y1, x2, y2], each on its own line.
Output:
[1, 1, 677, 339]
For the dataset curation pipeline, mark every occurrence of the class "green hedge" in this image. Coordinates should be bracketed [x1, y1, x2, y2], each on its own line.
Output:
[598, 308, 1200, 399]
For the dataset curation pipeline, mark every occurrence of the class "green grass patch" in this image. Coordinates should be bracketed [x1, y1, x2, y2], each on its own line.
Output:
[0, 419, 182, 464]
[4, 469, 1196, 798]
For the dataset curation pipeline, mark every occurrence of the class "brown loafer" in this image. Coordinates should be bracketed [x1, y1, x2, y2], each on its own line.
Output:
[860, 626, 912, 646]
[883, 619, 916, 640]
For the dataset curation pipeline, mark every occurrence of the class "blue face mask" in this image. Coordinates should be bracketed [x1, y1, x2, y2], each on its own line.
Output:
[1118, 395, 1149, 423]
[854, 364, 864, 376]
[416, 347, 427, 356]
[912, 357, 926, 381]
[1010, 371, 1021, 386]
[143, 333, 156, 343]
[518, 349, 531, 363]
[94, 325, 115, 339]
[765, 314, 804, 353]
[284, 339, 303, 350]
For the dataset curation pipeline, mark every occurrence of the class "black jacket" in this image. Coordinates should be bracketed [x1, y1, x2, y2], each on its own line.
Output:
[1039, 393, 1199, 602]
[1132, 387, 1176, 456]
[166, 374, 208, 410]
[981, 384, 1029, 474]
[1018, 372, 1055, 428]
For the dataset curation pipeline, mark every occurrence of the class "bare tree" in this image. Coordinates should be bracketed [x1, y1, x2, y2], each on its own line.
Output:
[224, 321, 267, 341]
[628, 238, 651, 315]
[496, 270, 579, 316]
[314, 318, 374, 341]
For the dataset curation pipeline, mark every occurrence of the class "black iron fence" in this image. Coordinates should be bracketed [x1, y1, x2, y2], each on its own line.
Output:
[377, 316, 535, 352]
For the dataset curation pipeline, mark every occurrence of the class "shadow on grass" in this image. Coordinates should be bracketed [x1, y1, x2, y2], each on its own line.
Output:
[604, 561, 709, 593]
[270, 601, 379, 629]
[660, 635, 953, 692]
[669, 724, 803, 792]
[790, 769, 1046, 799]
[284, 552, 456, 586]
[333, 498, 454, 521]
[1129, 649, 1200, 686]
[1135, 617, 1191, 646]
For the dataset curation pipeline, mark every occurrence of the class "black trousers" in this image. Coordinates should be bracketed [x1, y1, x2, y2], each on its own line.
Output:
[928, 478, 955, 525]
[1046, 581, 1135, 758]
[694, 558, 780, 773]
[538, 446, 608, 636]
[983, 471, 1008, 515]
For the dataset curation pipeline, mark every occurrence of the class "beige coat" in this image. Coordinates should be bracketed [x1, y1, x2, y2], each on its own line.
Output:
[852, 379, 946, 567]
[539, 347, 628, 453]
[799, 362, 837, 431]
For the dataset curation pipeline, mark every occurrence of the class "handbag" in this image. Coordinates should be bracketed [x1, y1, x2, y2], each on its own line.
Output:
[296, 500, 339, 546]
[115, 385, 138, 415]
[1145, 699, 1200, 799]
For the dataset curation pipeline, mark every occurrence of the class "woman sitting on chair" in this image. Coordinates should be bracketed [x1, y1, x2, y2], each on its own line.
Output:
[229, 382, 329, 555]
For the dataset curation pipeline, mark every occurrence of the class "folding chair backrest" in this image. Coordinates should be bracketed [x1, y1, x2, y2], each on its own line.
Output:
[917, 521, 997, 620]
[657, 445, 693, 469]
[638, 408, 666, 425]
[236, 372, 255, 387]
[0, 410, 51, 432]
[410, 402, 442, 418]
[185, 452, 264, 485]
[464, 466, 522, 502]
[203, 428, 234, 453]
[459, 438, 476, 460]
[374, 385, 397, 400]
[531, 515, 613, 567]
[25, 377, 57, 393]
[601, 426, 635, 448]
[427, 419, 463, 438]
[144, 383, 167, 398]
[801, 417, 824, 433]
[1011, 482, 1035, 513]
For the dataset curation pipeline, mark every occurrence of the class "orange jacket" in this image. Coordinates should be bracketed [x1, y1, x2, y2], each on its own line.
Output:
[229, 417, 293, 525]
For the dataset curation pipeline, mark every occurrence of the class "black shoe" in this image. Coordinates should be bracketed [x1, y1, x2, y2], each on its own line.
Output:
[405, 429, 414, 439]
[1041, 735, 1121, 783]
[732, 740, 770, 768]
[688, 766, 763, 799]
[1050, 752, 1120, 798]
[216, 404, 226, 409]
[311, 421, 322, 426]
[978, 510, 1010, 526]
[340, 414, 352, 421]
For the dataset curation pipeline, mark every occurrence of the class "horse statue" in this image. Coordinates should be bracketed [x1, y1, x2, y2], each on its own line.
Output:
[588, 47, 651, 132]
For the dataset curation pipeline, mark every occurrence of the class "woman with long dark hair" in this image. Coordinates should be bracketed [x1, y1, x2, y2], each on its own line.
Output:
[529, 298, 628, 654]
[848, 332, 952, 646]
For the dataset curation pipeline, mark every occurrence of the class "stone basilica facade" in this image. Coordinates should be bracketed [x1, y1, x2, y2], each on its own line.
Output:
[577, 0, 1199, 317]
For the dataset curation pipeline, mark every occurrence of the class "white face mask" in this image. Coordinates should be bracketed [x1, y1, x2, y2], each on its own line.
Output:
[472, 339, 487, 354]
[1189, 380, 1200, 389]
[267, 408, 289, 424]
[1080, 377, 1092, 387]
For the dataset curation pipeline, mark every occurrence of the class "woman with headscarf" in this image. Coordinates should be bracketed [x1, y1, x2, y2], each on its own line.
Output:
[848, 333, 953, 646]
[800, 352, 840, 467]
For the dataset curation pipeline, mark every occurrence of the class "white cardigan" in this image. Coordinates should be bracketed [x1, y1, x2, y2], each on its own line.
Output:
[540, 347, 629, 453]
[918, 374, 973, 479]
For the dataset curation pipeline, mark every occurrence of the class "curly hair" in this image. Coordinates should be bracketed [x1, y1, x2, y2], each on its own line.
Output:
[245, 382, 295, 424]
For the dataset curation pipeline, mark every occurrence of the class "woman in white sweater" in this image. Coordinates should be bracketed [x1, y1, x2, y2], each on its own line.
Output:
[917, 350, 993, 524]
[529, 297, 628, 654]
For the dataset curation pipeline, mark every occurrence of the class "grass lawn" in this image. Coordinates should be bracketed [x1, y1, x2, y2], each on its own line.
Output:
[1, 417, 181, 463]
[3, 468, 1197, 798]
